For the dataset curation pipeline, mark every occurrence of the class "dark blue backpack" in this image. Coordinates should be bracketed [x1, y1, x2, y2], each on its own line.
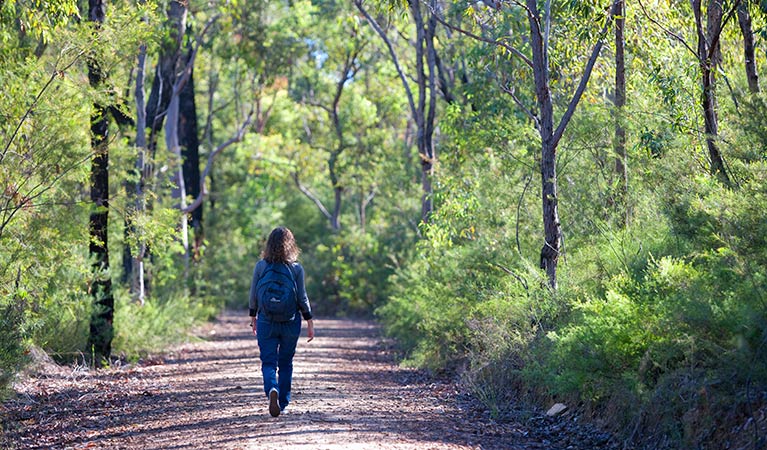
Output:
[256, 263, 298, 322]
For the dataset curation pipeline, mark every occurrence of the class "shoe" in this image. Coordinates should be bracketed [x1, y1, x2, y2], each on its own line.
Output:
[269, 388, 280, 417]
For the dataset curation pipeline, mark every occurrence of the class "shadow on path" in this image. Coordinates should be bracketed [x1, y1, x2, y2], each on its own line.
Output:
[1, 311, 558, 449]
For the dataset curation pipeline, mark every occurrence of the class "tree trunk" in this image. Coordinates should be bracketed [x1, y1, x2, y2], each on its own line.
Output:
[613, 0, 628, 223]
[86, 0, 114, 362]
[179, 47, 202, 260]
[132, 40, 148, 304]
[695, 0, 730, 186]
[737, 1, 759, 94]
[701, 64, 729, 184]
[146, 0, 186, 134]
[328, 150, 342, 231]
[203, 69, 218, 212]
[332, 186, 342, 231]
[410, 0, 437, 224]
[166, 90, 190, 270]
[527, 0, 562, 290]
[423, 2, 438, 223]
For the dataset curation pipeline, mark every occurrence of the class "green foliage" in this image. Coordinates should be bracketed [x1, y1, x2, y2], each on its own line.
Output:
[0, 295, 27, 399]
[306, 227, 400, 316]
[112, 290, 214, 359]
[0, 0, 78, 48]
[1, 2, 766, 449]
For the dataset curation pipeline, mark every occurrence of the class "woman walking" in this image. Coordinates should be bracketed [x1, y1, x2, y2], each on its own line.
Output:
[249, 226, 315, 417]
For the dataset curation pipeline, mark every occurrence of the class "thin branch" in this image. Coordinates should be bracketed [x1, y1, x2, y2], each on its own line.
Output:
[708, 0, 742, 61]
[363, 189, 376, 209]
[491, 262, 528, 290]
[500, 83, 538, 126]
[427, 5, 533, 68]
[354, 0, 418, 120]
[552, 0, 619, 148]
[292, 172, 333, 221]
[0, 152, 91, 239]
[182, 109, 255, 214]
[305, 99, 334, 115]
[172, 14, 220, 98]
[719, 66, 740, 112]
[637, 0, 698, 57]
[2, 50, 86, 163]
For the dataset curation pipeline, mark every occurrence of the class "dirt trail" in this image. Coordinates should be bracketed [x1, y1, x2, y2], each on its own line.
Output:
[2, 311, 615, 449]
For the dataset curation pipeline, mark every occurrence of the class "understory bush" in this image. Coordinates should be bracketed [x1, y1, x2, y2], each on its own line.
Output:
[379, 142, 767, 448]
[112, 291, 215, 360]
[0, 297, 27, 399]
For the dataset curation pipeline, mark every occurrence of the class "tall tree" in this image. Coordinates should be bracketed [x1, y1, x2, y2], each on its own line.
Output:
[614, 0, 628, 223]
[525, 0, 618, 288]
[355, 0, 440, 224]
[85, 0, 114, 362]
[411, 0, 439, 223]
[693, 0, 731, 185]
[364, 1, 617, 287]
[179, 44, 203, 259]
[146, 1, 186, 142]
[638, 0, 736, 184]
[131, 34, 149, 305]
[736, 0, 759, 93]
[297, 37, 365, 231]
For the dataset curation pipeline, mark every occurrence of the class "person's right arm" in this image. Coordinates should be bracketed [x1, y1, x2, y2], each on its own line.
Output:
[249, 260, 264, 335]
[306, 319, 314, 342]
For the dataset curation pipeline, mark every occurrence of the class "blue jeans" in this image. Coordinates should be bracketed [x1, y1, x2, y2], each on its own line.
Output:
[256, 314, 301, 410]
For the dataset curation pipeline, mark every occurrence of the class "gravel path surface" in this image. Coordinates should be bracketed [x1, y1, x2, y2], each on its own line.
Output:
[1, 311, 617, 449]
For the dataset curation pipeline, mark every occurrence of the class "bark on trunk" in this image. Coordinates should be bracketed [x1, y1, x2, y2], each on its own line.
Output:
[132, 41, 148, 304]
[527, 0, 562, 290]
[411, 0, 437, 224]
[613, 0, 628, 223]
[701, 65, 729, 184]
[179, 48, 202, 260]
[695, 0, 730, 186]
[737, 2, 759, 94]
[86, 0, 114, 362]
[166, 91, 190, 270]
[328, 151, 342, 232]
[146, 0, 186, 134]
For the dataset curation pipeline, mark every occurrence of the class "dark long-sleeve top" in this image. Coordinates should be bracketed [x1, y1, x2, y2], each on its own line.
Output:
[249, 259, 313, 320]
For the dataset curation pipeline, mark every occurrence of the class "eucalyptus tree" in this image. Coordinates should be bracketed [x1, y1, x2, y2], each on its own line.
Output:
[736, 0, 759, 94]
[143, 0, 193, 270]
[434, 1, 619, 289]
[638, 0, 741, 185]
[613, 0, 628, 222]
[129, 2, 151, 304]
[291, 9, 370, 231]
[354, 0, 441, 224]
[282, 3, 388, 233]
[692, 0, 733, 185]
[85, 0, 115, 362]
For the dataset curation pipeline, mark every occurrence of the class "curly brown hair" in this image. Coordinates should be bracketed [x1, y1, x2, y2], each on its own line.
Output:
[261, 226, 301, 264]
